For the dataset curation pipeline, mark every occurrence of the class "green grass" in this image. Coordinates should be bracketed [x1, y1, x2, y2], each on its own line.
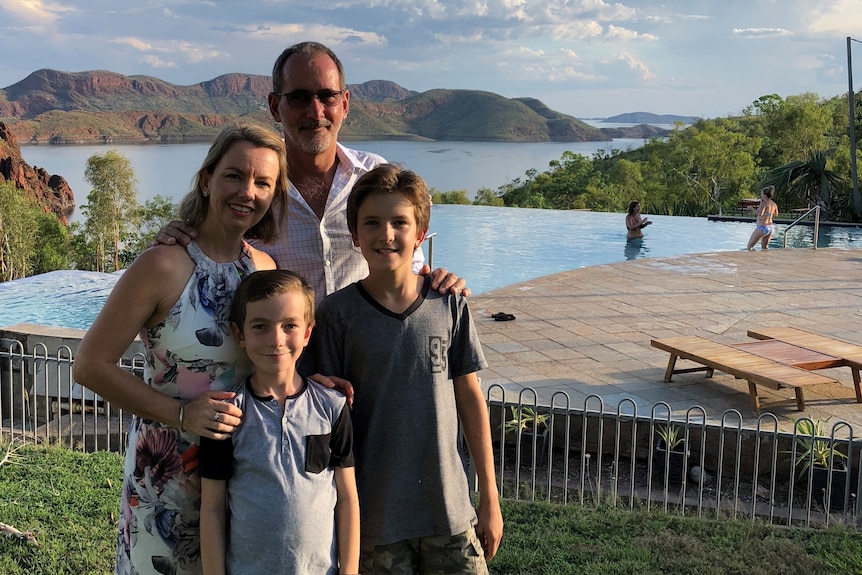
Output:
[493, 499, 862, 574]
[0, 441, 121, 575]
[1, 441, 860, 574]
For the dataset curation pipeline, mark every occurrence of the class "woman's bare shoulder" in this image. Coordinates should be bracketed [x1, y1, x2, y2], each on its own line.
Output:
[247, 245, 277, 271]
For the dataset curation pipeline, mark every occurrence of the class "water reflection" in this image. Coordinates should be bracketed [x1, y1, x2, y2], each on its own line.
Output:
[625, 237, 649, 260]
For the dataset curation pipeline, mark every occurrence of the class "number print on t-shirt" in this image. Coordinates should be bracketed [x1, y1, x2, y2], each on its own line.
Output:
[429, 335, 449, 374]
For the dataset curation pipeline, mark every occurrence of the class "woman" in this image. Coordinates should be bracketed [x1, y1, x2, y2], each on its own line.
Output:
[626, 201, 652, 240]
[75, 123, 288, 575]
[746, 185, 779, 250]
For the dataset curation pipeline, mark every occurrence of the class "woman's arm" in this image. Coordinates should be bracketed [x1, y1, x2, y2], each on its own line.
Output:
[74, 246, 242, 438]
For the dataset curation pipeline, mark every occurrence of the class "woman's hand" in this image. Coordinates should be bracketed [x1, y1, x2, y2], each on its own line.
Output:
[181, 391, 242, 439]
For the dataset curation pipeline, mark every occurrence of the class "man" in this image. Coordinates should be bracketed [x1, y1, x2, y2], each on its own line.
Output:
[157, 42, 451, 304]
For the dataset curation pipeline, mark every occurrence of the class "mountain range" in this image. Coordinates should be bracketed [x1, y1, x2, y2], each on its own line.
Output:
[0, 69, 675, 144]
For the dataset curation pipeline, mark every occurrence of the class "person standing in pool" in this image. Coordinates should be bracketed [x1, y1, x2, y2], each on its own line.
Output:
[746, 185, 779, 251]
[626, 201, 652, 240]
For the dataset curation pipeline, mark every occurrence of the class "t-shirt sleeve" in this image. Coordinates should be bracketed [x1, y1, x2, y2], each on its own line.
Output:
[301, 296, 347, 377]
[328, 404, 355, 468]
[198, 436, 235, 480]
[449, 296, 488, 378]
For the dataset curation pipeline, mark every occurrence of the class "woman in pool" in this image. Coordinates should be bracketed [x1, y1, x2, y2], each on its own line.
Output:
[74, 123, 287, 575]
[626, 201, 652, 240]
[746, 185, 779, 251]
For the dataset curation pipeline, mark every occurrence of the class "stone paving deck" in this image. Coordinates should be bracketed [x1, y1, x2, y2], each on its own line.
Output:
[472, 248, 862, 431]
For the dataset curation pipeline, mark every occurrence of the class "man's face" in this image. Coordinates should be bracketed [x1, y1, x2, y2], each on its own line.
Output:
[268, 53, 349, 156]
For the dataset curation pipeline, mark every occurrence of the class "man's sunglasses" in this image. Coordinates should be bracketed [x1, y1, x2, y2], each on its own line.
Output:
[274, 90, 344, 109]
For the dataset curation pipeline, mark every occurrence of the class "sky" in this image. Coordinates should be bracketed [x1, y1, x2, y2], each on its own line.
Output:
[1, 0, 861, 119]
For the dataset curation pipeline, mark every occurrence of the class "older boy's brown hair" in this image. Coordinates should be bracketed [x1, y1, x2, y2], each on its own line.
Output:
[346, 164, 431, 239]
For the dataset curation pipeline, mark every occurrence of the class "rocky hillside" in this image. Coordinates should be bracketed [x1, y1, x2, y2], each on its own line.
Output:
[0, 69, 610, 144]
[0, 122, 74, 223]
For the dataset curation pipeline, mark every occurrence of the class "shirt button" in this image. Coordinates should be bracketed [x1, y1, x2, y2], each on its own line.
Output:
[325, 260, 331, 266]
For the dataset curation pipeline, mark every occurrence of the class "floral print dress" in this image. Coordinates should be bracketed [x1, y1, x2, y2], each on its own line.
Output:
[115, 240, 256, 575]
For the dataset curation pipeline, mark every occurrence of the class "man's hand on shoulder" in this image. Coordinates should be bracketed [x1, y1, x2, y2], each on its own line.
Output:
[149, 220, 198, 248]
[418, 265, 471, 297]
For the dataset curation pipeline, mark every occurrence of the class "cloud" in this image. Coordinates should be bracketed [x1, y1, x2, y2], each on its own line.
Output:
[548, 20, 604, 41]
[141, 55, 176, 69]
[516, 47, 545, 57]
[217, 21, 387, 48]
[618, 52, 656, 82]
[808, 0, 862, 36]
[732, 28, 793, 39]
[605, 25, 658, 42]
[0, 0, 74, 24]
[113, 37, 152, 52]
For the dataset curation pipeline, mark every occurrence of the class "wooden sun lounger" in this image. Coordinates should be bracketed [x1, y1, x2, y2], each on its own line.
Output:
[651, 335, 837, 415]
[747, 327, 862, 403]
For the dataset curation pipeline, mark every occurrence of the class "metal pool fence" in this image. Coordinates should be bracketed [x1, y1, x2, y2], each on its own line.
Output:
[1, 338, 860, 529]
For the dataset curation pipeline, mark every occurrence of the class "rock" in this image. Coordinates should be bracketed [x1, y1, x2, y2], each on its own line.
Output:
[0, 121, 75, 224]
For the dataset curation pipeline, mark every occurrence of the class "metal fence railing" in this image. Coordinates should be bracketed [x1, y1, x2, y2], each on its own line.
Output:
[2, 338, 860, 529]
[485, 385, 861, 529]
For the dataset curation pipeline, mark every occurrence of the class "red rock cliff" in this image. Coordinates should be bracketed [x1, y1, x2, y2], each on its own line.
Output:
[0, 122, 75, 225]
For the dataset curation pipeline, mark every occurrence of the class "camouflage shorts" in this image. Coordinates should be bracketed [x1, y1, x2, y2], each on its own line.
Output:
[359, 527, 488, 575]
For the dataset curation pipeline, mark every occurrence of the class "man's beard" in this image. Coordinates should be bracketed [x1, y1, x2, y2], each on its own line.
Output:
[285, 119, 337, 154]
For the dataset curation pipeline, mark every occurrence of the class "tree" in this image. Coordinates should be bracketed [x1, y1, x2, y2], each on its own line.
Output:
[122, 195, 177, 265]
[82, 151, 140, 272]
[32, 212, 71, 274]
[760, 150, 846, 221]
[473, 187, 504, 206]
[0, 183, 39, 281]
[430, 190, 471, 205]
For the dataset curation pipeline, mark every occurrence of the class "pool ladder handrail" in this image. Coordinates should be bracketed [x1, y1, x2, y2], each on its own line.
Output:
[782, 205, 820, 249]
[424, 232, 437, 268]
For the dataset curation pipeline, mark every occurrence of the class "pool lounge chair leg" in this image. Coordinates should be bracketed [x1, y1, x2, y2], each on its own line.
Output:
[853, 368, 862, 403]
[663, 354, 678, 382]
[747, 380, 761, 415]
[794, 388, 805, 412]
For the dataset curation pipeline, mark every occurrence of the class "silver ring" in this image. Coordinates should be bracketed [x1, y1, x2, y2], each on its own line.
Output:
[213, 412, 220, 422]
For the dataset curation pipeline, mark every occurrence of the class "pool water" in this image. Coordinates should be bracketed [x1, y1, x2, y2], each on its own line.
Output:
[1, 205, 859, 330]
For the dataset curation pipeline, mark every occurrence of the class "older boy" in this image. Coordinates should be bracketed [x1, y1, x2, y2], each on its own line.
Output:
[302, 165, 503, 574]
[199, 270, 360, 575]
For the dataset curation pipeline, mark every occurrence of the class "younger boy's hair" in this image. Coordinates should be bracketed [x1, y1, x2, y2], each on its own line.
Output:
[230, 270, 315, 329]
[346, 164, 431, 238]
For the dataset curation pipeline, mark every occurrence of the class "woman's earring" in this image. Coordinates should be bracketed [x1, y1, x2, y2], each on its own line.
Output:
[203, 191, 208, 198]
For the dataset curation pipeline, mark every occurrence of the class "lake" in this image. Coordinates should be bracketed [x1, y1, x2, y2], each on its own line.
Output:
[20, 137, 648, 224]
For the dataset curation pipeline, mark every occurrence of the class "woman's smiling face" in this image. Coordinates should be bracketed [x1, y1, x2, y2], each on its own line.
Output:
[201, 140, 279, 233]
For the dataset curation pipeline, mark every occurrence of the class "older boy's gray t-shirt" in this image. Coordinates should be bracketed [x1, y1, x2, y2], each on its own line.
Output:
[198, 378, 353, 575]
[302, 278, 487, 547]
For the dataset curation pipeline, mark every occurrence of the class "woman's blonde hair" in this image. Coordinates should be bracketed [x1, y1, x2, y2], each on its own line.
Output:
[179, 123, 288, 242]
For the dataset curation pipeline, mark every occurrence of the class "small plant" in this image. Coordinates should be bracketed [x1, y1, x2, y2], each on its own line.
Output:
[503, 406, 549, 435]
[791, 418, 848, 476]
[655, 423, 685, 452]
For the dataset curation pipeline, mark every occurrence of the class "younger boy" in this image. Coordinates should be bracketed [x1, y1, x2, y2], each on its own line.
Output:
[198, 269, 360, 575]
[302, 164, 503, 574]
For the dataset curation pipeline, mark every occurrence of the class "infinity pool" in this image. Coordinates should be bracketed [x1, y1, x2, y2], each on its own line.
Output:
[1, 205, 860, 330]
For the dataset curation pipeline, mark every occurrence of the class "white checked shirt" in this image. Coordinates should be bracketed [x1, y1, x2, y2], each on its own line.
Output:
[255, 144, 385, 305]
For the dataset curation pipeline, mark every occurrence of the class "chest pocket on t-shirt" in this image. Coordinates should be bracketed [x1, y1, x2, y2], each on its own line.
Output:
[305, 433, 332, 474]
